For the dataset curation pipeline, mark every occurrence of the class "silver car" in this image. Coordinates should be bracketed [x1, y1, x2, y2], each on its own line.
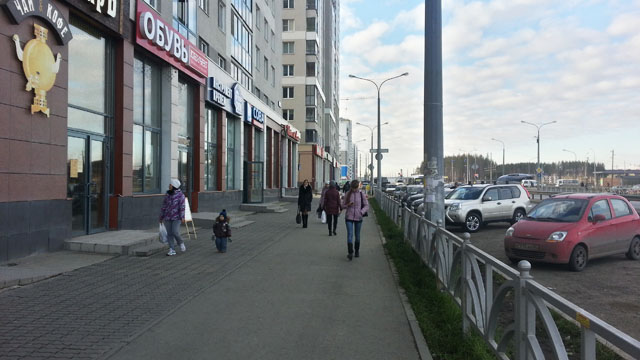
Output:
[445, 184, 533, 233]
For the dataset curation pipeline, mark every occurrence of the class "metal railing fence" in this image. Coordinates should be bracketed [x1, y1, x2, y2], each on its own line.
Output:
[376, 191, 640, 360]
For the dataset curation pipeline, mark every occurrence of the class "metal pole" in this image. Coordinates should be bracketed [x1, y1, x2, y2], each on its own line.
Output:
[370, 130, 374, 192]
[424, 0, 444, 224]
[537, 128, 540, 184]
[377, 87, 382, 193]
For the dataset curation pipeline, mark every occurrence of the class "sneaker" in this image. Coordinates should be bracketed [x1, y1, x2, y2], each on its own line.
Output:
[167, 249, 176, 256]
[180, 243, 186, 252]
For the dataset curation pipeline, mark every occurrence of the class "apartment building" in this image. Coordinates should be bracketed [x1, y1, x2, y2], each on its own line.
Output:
[281, 0, 339, 191]
[0, 0, 301, 261]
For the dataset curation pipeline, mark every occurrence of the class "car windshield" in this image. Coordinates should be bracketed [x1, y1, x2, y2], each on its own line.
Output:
[407, 186, 422, 194]
[527, 199, 588, 222]
[446, 187, 484, 200]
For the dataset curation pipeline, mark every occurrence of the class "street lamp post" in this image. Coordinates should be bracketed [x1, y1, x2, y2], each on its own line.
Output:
[491, 138, 505, 177]
[562, 148, 577, 179]
[356, 122, 388, 193]
[350, 72, 409, 193]
[521, 120, 557, 184]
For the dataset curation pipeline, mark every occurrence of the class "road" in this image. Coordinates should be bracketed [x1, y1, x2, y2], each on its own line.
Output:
[446, 222, 640, 341]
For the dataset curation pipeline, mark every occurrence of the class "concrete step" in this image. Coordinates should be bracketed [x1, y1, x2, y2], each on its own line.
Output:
[133, 242, 168, 257]
[281, 196, 298, 203]
[230, 219, 255, 229]
[240, 203, 288, 213]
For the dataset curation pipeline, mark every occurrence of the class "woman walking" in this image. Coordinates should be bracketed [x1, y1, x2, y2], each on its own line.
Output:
[323, 181, 342, 236]
[342, 180, 369, 260]
[159, 179, 186, 256]
[298, 179, 313, 228]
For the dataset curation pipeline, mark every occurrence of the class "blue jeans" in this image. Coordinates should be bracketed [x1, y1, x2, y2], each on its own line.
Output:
[215, 237, 228, 252]
[165, 220, 184, 250]
[345, 220, 363, 244]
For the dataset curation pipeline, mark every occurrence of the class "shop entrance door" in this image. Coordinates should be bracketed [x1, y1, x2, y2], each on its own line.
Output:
[178, 146, 192, 203]
[243, 161, 264, 203]
[67, 133, 108, 236]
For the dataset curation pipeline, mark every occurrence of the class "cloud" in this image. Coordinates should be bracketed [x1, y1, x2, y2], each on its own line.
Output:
[392, 3, 425, 31]
[607, 12, 640, 36]
[340, 0, 364, 31]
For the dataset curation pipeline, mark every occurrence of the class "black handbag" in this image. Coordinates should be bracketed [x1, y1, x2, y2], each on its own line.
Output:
[296, 212, 302, 224]
[361, 192, 368, 217]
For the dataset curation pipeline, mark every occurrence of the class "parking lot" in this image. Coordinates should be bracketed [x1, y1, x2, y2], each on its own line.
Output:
[446, 222, 640, 341]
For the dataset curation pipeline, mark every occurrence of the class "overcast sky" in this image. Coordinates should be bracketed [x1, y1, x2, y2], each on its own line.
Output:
[340, 0, 640, 177]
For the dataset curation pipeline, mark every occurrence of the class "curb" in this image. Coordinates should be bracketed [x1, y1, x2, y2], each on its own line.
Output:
[372, 210, 434, 360]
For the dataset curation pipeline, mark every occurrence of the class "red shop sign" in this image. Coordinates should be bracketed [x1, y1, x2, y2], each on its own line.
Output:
[285, 125, 300, 142]
[135, 0, 207, 83]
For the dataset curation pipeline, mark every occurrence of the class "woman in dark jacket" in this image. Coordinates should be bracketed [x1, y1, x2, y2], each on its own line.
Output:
[298, 179, 313, 228]
[323, 181, 342, 236]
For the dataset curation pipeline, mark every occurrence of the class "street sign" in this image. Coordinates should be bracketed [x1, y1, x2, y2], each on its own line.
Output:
[536, 167, 543, 174]
[369, 148, 389, 153]
[368, 164, 374, 171]
[471, 164, 479, 170]
[375, 153, 383, 160]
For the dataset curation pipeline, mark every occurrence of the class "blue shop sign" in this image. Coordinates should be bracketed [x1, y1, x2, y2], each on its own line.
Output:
[231, 83, 244, 117]
[206, 77, 232, 108]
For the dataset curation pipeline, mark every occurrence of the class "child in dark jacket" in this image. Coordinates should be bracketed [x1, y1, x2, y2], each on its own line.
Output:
[213, 210, 232, 253]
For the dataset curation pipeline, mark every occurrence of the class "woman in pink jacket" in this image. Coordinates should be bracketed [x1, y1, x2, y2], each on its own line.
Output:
[341, 180, 369, 260]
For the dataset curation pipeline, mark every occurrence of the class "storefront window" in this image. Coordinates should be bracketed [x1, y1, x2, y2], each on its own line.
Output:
[254, 130, 263, 161]
[132, 56, 161, 193]
[227, 117, 237, 189]
[205, 108, 218, 190]
[68, 18, 109, 134]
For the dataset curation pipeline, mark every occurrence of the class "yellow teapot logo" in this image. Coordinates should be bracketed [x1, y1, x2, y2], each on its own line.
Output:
[12, 24, 62, 117]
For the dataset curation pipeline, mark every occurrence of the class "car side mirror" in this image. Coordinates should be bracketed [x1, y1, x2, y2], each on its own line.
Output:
[483, 196, 492, 202]
[593, 214, 606, 223]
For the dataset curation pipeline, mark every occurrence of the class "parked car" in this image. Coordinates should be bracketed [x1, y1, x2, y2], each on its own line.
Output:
[497, 173, 534, 184]
[393, 185, 408, 199]
[556, 179, 580, 187]
[445, 184, 533, 233]
[521, 179, 537, 188]
[401, 185, 423, 204]
[504, 194, 640, 271]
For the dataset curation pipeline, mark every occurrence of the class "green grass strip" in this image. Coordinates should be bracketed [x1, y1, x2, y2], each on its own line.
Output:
[370, 198, 495, 360]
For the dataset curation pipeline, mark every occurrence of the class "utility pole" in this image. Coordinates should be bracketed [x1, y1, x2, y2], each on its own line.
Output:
[424, 0, 444, 223]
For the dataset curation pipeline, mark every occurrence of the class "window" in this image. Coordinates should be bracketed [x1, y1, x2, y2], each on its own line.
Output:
[283, 19, 293, 31]
[270, 30, 275, 51]
[306, 61, 315, 77]
[231, 0, 252, 26]
[510, 186, 521, 198]
[218, 55, 226, 70]
[254, 87, 261, 98]
[173, 0, 198, 45]
[283, 109, 294, 120]
[271, 65, 275, 87]
[590, 200, 612, 220]
[132, 56, 161, 194]
[231, 13, 253, 72]
[199, 0, 208, 13]
[144, 0, 157, 9]
[218, 1, 226, 31]
[199, 38, 209, 57]
[264, 19, 269, 41]
[254, 130, 263, 161]
[305, 107, 315, 122]
[283, 41, 294, 54]
[264, 94, 269, 105]
[483, 188, 499, 201]
[306, 17, 316, 32]
[306, 0, 315, 10]
[283, 64, 294, 76]
[305, 129, 317, 143]
[255, 47, 261, 71]
[499, 188, 513, 200]
[283, 86, 294, 98]
[255, 5, 261, 29]
[306, 40, 317, 55]
[226, 118, 237, 189]
[204, 107, 218, 190]
[305, 85, 315, 105]
[283, 0, 293, 8]
[264, 57, 268, 80]
[611, 199, 632, 217]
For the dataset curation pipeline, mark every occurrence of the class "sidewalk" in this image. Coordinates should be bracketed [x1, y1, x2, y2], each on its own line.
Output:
[0, 200, 428, 360]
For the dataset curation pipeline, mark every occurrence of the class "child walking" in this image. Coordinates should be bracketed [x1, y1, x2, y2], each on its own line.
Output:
[213, 210, 232, 253]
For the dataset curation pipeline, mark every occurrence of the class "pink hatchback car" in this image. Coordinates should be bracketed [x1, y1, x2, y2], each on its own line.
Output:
[504, 194, 640, 271]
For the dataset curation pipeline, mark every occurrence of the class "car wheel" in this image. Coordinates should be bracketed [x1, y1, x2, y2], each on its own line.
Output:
[507, 256, 519, 264]
[568, 245, 588, 272]
[511, 209, 526, 225]
[464, 212, 482, 233]
[626, 236, 640, 260]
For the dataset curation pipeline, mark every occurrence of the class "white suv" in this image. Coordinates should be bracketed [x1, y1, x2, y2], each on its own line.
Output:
[445, 184, 533, 233]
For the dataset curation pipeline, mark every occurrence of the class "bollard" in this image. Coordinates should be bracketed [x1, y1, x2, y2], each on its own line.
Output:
[515, 260, 533, 360]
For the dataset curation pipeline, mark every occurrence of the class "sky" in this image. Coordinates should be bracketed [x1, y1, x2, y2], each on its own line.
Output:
[339, 0, 640, 177]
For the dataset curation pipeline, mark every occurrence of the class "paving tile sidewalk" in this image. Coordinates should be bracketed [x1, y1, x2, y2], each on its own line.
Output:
[0, 199, 427, 360]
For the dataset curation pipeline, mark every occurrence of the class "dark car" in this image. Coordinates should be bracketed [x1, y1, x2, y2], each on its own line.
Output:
[497, 173, 534, 184]
[504, 194, 640, 271]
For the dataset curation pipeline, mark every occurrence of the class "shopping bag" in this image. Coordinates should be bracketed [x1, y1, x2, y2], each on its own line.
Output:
[159, 223, 168, 244]
[321, 210, 327, 224]
[296, 212, 302, 224]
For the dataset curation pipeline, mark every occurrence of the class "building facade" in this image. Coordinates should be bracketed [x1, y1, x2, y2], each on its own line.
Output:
[0, 0, 300, 261]
[281, 0, 339, 192]
[339, 118, 357, 181]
